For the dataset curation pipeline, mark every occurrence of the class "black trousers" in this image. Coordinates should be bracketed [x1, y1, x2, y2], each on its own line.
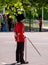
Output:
[39, 25, 42, 32]
[16, 42, 24, 62]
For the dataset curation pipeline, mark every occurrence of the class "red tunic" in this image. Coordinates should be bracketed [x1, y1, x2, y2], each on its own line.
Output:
[39, 20, 42, 26]
[14, 22, 25, 42]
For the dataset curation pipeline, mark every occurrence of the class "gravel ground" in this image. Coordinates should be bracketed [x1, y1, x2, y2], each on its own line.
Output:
[0, 32, 48, 65]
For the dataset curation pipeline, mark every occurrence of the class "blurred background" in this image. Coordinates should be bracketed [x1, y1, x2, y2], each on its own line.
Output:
[0, 0, 48, 32]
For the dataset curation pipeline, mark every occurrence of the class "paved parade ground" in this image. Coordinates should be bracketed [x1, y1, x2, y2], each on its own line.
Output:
[0, 32, 48, 65]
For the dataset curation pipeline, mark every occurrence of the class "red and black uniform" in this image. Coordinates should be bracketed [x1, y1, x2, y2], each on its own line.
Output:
[14, 22, 25, 63]
[39, 19, 42, 32]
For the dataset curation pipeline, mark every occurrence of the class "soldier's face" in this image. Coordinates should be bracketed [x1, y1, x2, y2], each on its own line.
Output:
[21, 19, 25, 22]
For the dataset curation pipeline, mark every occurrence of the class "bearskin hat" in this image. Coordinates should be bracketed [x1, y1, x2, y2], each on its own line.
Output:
[16, 13, 25, 22]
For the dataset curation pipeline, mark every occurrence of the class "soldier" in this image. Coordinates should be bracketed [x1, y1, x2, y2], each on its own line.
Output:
[38, 16, 42, 32]
[14, 13, 28, 64]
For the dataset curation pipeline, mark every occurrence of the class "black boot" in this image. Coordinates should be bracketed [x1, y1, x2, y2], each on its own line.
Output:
[21, 61, 28, 64]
